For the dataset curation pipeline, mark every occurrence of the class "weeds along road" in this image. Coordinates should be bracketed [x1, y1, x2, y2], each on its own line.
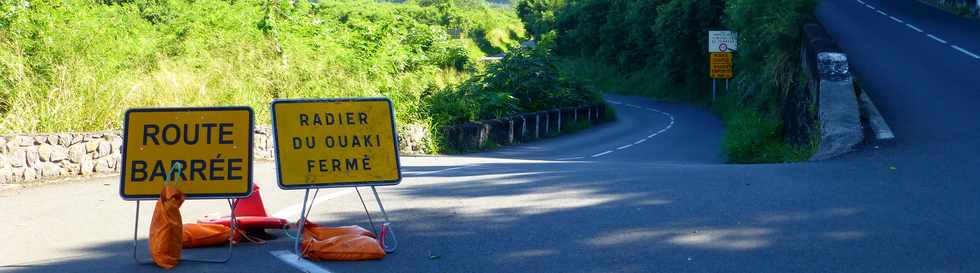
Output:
[3, 3, 980, 271]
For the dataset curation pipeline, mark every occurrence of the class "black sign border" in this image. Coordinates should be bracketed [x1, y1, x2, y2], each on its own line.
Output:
[270, 97, 403, 190]
[119, 106, 255, 200]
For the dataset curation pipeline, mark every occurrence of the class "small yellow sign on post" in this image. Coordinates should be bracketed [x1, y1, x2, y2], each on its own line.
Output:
[119, 107, 254, 200]
[271, 98, 401, 189]
[710, 52, 734, 79]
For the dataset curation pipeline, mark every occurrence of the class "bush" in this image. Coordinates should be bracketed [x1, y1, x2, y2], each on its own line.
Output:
[426, 48, 603, 151]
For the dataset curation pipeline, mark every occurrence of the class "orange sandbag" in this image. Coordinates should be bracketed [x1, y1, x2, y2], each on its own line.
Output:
[182, 223, 239, 248]
[300, 221, 385, 261]
[149, 185, 184, 269]
[303, 222, 376, 240]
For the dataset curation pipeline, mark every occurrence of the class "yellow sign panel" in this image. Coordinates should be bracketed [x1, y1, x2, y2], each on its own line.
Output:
[710, 52, 734, 79]
[271, 98, 401, 189]
[119, 107, 254, 200]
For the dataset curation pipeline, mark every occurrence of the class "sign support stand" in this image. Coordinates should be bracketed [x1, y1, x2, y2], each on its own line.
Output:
[293, 188, 311, 255]
[289, 186, 399, 257]
[712, 79, 717, 101]
[131, 163, 239, 264]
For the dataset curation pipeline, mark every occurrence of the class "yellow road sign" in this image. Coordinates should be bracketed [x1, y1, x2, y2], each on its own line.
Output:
[710, 52, 734, 79]
[120, 107, 254, 200]
[271, 98, 401, 189]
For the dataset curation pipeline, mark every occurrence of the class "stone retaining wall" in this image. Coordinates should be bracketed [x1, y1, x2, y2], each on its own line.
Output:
[0, 125, 430, 184]
[440, 104, 609, 152]
[799, 21, 864, 161]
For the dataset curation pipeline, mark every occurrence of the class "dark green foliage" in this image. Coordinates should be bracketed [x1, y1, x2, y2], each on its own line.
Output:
[428, 48, 602, 129]
[517, 0, 818, 162]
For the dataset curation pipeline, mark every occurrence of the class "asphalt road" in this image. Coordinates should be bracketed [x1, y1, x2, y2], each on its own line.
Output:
[2, 1, 980, 272]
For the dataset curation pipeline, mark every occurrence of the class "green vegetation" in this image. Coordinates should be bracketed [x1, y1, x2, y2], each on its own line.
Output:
[517, 0, 818, 163]
[0, 0, 530, 137]
[919, 0, 978, 17]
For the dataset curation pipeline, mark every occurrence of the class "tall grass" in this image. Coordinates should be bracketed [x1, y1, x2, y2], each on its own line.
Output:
[0, 0, 525, 134]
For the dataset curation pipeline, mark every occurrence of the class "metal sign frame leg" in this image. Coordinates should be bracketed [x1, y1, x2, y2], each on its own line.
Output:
[355, 186, 398, 253]
[131, 199, 238, 264]
[293, 188, 311, 256]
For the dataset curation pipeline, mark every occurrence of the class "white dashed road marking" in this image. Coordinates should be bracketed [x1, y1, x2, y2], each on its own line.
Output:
[555, 99, 676, 160]
[951, 45, 980, 59]
[591, 150, 613, 158]
[906, 24, 923, 32]
[927, 34, 947, 44]
[857, 2, 976, 62]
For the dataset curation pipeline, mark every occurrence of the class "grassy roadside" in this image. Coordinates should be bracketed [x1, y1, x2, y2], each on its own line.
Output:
[0, 0, 526, 136]
[918, 0, 979, 18]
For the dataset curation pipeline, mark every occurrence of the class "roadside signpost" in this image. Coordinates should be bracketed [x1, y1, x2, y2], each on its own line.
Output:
[271, 98, 401, 255]
[708, 30, 738, 101]
[120, 106, 255, 264]
[709, 30, 738, 53]
[710, 52, 734, 79]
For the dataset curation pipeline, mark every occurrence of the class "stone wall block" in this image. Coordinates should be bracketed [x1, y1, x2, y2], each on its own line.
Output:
[80, 157, 95, 175]
[85, 141, 99, 153]
[23, 167, 37, 180]
[50, 146, 68, 162]
[95, 157, 112, 173]
[110, 134, 123, 150]
[0, 168, 12, 184]
[25, 147, 39, 167]
[40, 163, 61, 177]
[58, 134, 72, 145]
[38, 144, 53, 162]
[97, 140, 111, 158]
[16, 136, 33, 147]
[68, 144, 86, 163]
[62, 162, 80, 175]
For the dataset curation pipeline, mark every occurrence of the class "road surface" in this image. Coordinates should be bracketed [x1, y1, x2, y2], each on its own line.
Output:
[2, 1, 980, 271]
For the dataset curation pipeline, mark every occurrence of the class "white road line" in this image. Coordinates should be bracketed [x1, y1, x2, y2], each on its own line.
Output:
[271, 250, 333, 273]
[889, 16, 903, 23]
[857, 0, 864, 4]
[617, 144, 632, 150]
[951, 45, 980, 59]
[865, 4, 875, 9]
[906, 24, 923, 32]
[876, 10, 887, 16]
[647, 133, 658, 138]
[272, 189, 354, 220]
[625, 104, 641, 109]
[606, 100, 623, 105]
[591, 150, 613, 158]
[927, 34, 947, 44]
[557, 156, 585, 160]
[633, 139, 647, 145]
[403, 166, 471, 175]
